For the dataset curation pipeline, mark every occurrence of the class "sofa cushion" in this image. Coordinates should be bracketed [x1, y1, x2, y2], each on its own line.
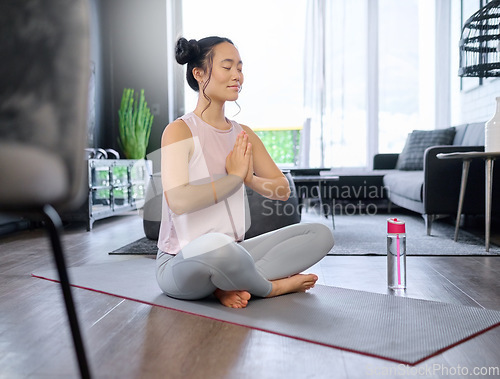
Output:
[396, 127, 456, 170]
[461, 122, 485, 146]
[452, 124, 469, 145]
[383, 171, 424, 202]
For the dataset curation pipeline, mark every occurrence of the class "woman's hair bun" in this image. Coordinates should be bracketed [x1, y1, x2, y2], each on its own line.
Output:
[175, 37, 200, 65]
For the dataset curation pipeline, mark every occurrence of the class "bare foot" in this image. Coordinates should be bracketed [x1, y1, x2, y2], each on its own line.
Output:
[214, 289, 251, 308]
[266, 274, 318, 298]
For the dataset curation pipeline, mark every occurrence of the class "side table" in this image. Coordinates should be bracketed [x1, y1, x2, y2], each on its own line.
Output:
[292, 174, 340, 229]
[436, 151, 500, 251]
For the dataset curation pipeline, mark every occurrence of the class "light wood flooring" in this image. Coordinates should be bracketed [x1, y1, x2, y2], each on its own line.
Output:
[1, 212, 500, 378]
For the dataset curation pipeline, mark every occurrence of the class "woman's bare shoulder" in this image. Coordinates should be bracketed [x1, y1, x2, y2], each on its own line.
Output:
[239, 123, 263, 144]
[162, 118, 192, 145]
[239, 123, 254, 134]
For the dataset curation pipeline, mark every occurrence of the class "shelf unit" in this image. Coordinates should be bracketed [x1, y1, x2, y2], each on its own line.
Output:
[62, 159, 151, 230]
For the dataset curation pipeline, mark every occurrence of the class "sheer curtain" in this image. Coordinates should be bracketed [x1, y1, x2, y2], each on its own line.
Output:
[303, 0, 446, 169]
[303, 0, 329, 168]
[303, 0, 368, 168]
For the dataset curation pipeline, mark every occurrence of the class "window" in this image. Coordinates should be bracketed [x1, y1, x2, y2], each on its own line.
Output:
[325, 0, 368, 167]
[180, 0, 438, 168]
[378, 0, 427, 154]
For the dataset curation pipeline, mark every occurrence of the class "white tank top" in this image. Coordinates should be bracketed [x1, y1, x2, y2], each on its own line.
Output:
[157, 112, 247, 255]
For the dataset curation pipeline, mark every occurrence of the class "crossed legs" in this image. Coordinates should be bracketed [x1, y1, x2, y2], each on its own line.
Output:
[156, 223, 334, 308]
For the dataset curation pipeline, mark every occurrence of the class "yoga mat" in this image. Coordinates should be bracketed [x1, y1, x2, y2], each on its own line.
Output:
[32, 258, 500, 365]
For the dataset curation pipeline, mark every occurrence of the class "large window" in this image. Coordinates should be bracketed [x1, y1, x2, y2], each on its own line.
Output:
[324, 0, 368, 167]
[378, 0, 427, 153]
[181, 0, 438, 168]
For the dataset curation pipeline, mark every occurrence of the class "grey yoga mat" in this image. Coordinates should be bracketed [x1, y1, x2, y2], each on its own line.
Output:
[32, 257, 500, 365]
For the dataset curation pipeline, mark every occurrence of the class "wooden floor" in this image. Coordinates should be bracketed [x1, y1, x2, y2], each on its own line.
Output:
[1, 212, 500, 378]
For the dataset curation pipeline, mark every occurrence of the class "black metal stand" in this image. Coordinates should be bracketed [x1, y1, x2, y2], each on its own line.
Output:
[41, 205, 91, 379]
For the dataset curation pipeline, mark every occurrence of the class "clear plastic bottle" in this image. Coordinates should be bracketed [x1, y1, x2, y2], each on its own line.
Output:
[387, 218, 406, 289]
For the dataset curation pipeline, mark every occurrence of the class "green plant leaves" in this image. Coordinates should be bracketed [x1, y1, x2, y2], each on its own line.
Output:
[118, 88, 154, 159]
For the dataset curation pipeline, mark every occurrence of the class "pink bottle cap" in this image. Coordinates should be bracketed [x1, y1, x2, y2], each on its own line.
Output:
[387, 218, 405, 234]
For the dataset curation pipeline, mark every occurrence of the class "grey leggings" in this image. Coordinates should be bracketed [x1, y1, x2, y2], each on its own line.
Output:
[156, 223, 334, 299]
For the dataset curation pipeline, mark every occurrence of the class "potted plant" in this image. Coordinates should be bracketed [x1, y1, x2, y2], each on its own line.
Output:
[118, 88, 154, 159]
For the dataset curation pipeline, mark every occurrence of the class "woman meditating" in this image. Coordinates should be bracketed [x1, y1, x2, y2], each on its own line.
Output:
[156, 36, 334, 308]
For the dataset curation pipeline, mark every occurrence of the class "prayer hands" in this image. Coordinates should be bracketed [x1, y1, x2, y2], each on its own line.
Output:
[244, 147, 254, 186]
[226, 131, 252, 181]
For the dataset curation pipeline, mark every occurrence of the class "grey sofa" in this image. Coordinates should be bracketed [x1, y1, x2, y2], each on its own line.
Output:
[375, 122, 500, 235]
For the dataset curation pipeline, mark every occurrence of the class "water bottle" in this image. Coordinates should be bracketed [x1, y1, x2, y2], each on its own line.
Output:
[387, 218, 406, 289]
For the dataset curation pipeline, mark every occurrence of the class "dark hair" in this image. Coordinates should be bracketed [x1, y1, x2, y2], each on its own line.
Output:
[175, 36, 233, 93]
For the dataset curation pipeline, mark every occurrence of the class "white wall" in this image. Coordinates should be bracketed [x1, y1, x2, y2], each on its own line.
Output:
[460, 79, 500, 123]
[450, 0, 500, 126]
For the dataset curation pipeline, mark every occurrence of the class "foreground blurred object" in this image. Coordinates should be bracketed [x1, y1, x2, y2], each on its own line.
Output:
[0, 1, 91, 377]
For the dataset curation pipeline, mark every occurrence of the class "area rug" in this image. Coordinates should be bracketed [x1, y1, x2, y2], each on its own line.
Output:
[32, 258, 500, 365]
[305, 212, 500, 256]
[110, 212, 500, 256]
[110, 237, 157, 255]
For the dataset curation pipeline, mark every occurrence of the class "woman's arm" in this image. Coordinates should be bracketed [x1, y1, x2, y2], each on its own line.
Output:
[161, 120, 250, 215]
[241, 125, 290, 201]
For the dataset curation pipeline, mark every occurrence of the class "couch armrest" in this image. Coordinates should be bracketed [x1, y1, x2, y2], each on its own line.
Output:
[373, 153, 399, 170]
[423, 145, 484, 214]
